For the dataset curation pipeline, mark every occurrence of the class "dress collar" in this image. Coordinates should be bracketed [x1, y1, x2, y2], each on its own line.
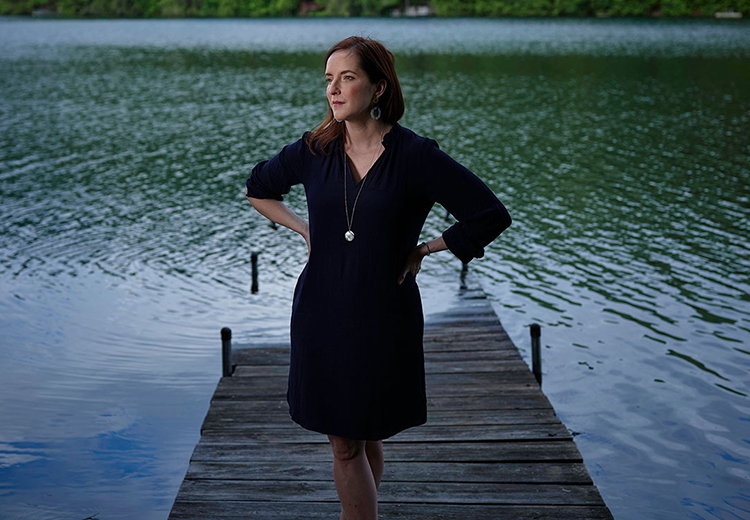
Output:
[382, 123, 401, 147]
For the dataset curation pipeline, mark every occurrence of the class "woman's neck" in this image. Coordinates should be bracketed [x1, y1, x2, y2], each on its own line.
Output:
[345, 120, 391, 152]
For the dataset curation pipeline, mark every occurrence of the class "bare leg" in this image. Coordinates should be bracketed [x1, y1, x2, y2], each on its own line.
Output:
[329, 435, 378, 520]
[365, 440, 384, 489]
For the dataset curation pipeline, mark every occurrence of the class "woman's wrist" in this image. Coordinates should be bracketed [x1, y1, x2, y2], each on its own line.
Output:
[419, 241, 432, 256]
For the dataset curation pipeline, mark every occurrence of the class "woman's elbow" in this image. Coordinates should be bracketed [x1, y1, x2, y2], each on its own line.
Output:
[495, 203, 512, 234]
[246, 195, 267, 210]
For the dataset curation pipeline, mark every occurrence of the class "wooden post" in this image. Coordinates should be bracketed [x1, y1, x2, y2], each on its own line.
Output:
[460, 262, 468, 289]
[530, 323, 542, 386]
[251, 252, 259, 294]
[221, 327, 232, 377]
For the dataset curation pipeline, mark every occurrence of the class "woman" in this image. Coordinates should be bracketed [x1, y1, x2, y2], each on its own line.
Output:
[245, 36, 511, 520]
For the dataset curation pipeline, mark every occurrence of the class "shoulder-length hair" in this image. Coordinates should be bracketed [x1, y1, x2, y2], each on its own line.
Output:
[306, 36, 405, 155]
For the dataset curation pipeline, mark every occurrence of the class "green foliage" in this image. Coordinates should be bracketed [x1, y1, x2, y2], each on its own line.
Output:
[1, 0, 55, 14]
[608, 0, 658, 15]
[432, 0, 748, 15]
[431, 0, 468, 15]
[0, 0, 747, 17]
[553, 0, 592, 14]
[658, 0, 692, 14]
[434, 0, 548, 15]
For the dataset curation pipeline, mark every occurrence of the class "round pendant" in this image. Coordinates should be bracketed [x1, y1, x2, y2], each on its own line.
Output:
[344, 230, 355, 242]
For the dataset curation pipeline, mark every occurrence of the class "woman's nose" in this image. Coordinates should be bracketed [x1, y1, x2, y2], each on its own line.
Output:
[328, 79, 340, 94]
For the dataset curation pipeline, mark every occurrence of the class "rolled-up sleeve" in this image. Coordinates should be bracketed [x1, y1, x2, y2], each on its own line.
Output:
[246, 136, 307, 201]
[421, 139, 511, 264]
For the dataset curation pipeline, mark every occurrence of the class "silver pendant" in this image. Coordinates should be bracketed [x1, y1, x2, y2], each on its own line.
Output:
[344, 230, 355, 242]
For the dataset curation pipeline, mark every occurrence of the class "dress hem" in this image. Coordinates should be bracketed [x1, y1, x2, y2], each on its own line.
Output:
[289, 411, 427, 442]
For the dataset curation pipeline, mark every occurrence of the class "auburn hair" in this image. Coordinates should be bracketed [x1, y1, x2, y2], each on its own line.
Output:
[306, 36, 405, 155]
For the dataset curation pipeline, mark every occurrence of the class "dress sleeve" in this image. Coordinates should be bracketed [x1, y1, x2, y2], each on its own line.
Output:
[420, 139, 512, 264]
[245, 136, 308, 200]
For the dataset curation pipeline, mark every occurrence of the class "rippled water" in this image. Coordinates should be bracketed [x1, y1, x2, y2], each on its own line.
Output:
[1, 17, 749, 520]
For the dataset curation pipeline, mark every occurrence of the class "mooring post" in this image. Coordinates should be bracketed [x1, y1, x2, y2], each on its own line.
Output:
[221, 327, 232, 377]
[530, 323, 542, 386]
[251, 252, 259, 294]
[460, 262, 468, 289]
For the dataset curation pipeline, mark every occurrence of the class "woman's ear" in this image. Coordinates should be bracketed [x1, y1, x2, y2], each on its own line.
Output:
[375, 80, 387, 100]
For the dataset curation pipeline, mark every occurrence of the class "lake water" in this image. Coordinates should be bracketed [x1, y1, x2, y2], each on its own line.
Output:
[1, 16, 749, 520]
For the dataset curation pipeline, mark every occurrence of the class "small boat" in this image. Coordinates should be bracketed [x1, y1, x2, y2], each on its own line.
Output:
[714, 10, 743, 18]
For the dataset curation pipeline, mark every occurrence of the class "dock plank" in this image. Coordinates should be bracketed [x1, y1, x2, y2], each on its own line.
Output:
[170, 502, 614, 520]
[188, 440, 584, 463]
[184, 460, 594, 484]
[197, 423, 571, 443]
[173, 479, 607, 505]
[169, 283, 613, 519]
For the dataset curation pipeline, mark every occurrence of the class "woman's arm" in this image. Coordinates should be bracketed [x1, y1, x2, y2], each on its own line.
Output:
[420, 140, 511, 264]
[247, 196, 310, 254]
[397, 137, 512, 284]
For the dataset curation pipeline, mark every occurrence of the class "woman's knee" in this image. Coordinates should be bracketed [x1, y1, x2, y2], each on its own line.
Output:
[328, 435, 365, 462]
[365, 440, 382, 454]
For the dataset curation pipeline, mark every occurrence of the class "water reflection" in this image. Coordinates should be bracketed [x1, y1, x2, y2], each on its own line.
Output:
[2, 18, 750, 58]
[1, 17, 749, 520]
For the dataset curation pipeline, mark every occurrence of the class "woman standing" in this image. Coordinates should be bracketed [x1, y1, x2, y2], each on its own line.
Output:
[245, 36, 511, 520]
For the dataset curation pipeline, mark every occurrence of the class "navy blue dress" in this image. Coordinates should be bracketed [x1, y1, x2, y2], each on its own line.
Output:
[246, 124, 511, 440]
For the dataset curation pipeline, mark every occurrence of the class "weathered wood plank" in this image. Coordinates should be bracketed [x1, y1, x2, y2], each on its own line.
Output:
[170, 502, 614, 520]
[199, 393, 554, 413]
[202, 408, 560, 430]
[425, 348, 524, 361]
[188, 440, 584, 463]
[426, 313, 504, 324]
[174, 479, 606, 505]
[211, 372, 541, 400]
[233, 357, 532, 379]
[427, 394, 554, 411]
[231, 337, 520, 367]
[230, 347, 290, 367]
[393, 423, 571, 442]
[199, 423, 572, 442]
[184, 460, 594, 484]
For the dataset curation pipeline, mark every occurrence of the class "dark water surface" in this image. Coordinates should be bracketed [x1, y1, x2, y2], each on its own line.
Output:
[1, 17, 749, 520]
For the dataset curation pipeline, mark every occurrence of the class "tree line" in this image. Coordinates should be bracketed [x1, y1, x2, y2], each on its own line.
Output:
[1, 0, 746, 18]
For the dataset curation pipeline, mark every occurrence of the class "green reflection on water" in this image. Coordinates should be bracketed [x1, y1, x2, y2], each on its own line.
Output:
[2, 45, 748, 344]
[667, 348, 730, 381]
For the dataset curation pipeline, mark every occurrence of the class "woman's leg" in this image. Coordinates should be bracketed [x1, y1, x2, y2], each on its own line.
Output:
[365, 440, 384, 489]
[328, 435, 378, 520]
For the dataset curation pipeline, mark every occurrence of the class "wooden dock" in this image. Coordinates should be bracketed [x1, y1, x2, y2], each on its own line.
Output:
[169, 280, 614, 519]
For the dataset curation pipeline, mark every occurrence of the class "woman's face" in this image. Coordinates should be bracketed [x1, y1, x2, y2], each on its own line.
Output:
[325, 50, 381, 123]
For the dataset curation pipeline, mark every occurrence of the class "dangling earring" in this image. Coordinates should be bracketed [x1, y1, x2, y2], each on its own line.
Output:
[370, 96, 381, 121]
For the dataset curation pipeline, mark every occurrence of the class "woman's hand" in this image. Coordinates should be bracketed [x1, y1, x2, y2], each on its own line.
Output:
[397, 238, 447, 285]
[301, 223, 311, 259]
[397, 243, 429, 285]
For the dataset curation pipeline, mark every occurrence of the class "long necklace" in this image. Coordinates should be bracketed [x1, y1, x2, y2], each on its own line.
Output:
[343, 137, 381, 242]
